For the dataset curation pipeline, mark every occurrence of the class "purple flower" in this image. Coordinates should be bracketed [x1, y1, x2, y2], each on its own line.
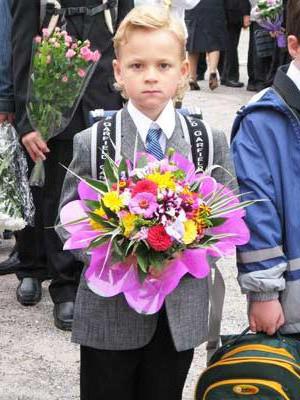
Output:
[129, 192, 158, 219]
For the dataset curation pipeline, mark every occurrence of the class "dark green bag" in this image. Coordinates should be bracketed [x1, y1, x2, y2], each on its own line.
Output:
[195, 328, 300, 399]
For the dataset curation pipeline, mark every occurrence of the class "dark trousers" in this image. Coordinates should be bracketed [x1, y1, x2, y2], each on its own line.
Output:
[221, 22, 242, 82]
[247, 22, 272, 88]
[80, 309, 194, 400]
[16, 139, 83, 303]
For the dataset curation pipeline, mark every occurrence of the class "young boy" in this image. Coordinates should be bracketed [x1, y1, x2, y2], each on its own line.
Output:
[231, 0, 300, 338]
[58, 6, 234, 400]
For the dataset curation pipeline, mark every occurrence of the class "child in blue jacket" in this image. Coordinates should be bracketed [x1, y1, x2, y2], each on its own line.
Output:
[231, 0, 300, 337]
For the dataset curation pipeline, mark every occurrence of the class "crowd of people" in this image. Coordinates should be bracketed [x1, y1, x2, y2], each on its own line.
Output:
[0, 0, 299, 399]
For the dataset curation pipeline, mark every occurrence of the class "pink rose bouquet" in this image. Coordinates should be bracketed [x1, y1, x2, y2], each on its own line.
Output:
[27, 27, 101, 186]
[60, 151, 253, 314]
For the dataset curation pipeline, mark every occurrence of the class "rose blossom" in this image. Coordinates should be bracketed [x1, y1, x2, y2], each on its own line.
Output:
[42, 28, 50, 38]
[80, 46, 93, 61]
[61, 75, 68, 83]
[34, 36, 42, 44]
[77, 68, 86, 78]
[92, 50, 101, 62]
[66, 49, 76, 59]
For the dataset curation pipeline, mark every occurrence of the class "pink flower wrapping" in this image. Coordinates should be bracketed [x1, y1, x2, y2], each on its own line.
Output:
[60, 152, 251, 314]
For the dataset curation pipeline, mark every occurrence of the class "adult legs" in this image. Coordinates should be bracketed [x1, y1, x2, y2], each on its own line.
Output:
[43, 138, 83, 328]
[187, 52, 201, 90]
[222, 22, 243, 86]
[207, 50, 220, 90]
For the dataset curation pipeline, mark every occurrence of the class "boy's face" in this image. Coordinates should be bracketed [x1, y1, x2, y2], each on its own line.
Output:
[113, 28, 189, 120]
[288, 35, 300, 68]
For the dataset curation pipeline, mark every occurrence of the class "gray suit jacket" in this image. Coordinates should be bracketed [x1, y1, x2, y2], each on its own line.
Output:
[57, 106, 234, 352]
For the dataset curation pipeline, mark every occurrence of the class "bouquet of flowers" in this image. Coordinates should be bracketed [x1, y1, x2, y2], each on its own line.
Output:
[0, 123, 34, 233]
[60, 151, 252, 314]
[27, 27, 101, 187]
[251, 0, 286, 48]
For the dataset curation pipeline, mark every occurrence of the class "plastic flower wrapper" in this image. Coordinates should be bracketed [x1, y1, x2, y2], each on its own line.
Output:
[251, 0, 286, 48]
[0, 123, 34, 233]
[59, 151, 256, 315]
[26, 27, 101, 187]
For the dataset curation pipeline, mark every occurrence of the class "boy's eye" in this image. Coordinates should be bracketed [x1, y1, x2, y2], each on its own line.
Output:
[130, 63, 142, 70]
[159, 63, 170, 70]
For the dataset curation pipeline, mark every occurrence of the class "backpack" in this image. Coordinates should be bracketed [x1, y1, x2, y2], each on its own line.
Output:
[195, 327, 300, 399]
[40, 0, 118, 34]
[89, 108, 214, 181]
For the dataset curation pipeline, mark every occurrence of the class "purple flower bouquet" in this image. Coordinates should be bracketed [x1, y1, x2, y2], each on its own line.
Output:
[59, 151, 253, 314]
[251, 0, 286, 48]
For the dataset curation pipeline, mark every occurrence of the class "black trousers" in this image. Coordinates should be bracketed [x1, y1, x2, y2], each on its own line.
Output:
[247, 23, 272, 88]
[16, 139, 83, 303]
[221, 22, 242, 82]
[80, 309, 194, 400]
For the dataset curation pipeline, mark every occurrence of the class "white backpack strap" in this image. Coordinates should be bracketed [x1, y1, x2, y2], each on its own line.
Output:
[206, 260, 226, 363]
[201, 119, 214, 171]
[40, 0, 61, 34]
[115, 109, 122, 162]
[178, 113, 193, 162]
[91, 122, 98, 180]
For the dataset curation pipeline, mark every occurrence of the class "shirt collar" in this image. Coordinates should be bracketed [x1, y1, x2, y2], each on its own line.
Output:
[127, 99, 176, 144]
[287, 61, 300, 93]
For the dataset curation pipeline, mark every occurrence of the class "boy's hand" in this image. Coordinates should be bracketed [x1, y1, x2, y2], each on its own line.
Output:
[243, 15, 251, 29]
[249, 299, 285, 335]
[22, 130, 50, 162]
[0, 112, 14, 124]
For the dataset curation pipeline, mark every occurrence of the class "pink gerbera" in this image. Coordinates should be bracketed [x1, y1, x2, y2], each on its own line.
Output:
[131, 179, 158, 197]
[129, 192, 158, 219]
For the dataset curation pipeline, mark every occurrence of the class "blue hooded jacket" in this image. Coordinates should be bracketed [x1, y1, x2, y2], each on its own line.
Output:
[231, 65, 300, 333]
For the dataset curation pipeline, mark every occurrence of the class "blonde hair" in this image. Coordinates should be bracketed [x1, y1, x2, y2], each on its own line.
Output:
[113, 5, 189, 100]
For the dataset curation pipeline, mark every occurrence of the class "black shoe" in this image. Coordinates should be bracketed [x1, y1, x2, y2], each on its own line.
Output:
[0, 250, 22, 276]
[53, 301, 74, 331]
[209, 73, 219, 91]
[224, 80, 244, 88]
[246, 83, 258, 92]
[189, 79, 201, 91]
[16, 277, 42, 306]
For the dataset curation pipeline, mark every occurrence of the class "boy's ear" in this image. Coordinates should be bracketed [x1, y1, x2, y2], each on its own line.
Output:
[181, 59, 190, 78]
[287, 35, 300, 60]
[113, 59, 123, 85]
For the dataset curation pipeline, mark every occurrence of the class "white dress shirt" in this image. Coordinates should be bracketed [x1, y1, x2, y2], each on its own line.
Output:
[287, 61, 300, 92]
[127, 99, 175, 153]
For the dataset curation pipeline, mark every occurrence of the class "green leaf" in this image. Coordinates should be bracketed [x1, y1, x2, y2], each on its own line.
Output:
[88, 212, 116, 230]
[100, 200, 118, 221]
[112, 237, 124, 258]
[85, 200, 101, 211]
[210, 217, 227, 228]
[137, 268, 148, 284]
[104, 158, 117, 184]
[87, 235, 110, 250]
[149, 251, 166, 270]
[137, 156, 148, 169]
[118, 158, 128, 178]
[135, 243, 150, 273]
[85, 177, 108, 193]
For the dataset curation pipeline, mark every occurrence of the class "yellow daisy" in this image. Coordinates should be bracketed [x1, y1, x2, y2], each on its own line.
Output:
[147, 171, 175, 190]
[102, 191, 124, 213]
[183, 220, 198, 245]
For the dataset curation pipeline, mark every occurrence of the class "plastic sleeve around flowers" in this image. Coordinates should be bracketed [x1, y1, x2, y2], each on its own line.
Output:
[0, 123, 34, 232]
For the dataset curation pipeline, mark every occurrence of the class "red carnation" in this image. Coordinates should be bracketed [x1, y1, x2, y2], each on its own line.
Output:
[147, 225, 173, 252]
[132, 179, 158, 197]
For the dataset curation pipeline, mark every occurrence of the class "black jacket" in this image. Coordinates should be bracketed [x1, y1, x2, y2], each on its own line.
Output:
[11, 0, 133, 140]
[224, 0, 251, 25]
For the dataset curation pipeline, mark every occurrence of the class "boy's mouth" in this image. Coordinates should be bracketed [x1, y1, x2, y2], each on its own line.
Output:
[142, 90, 161, 94]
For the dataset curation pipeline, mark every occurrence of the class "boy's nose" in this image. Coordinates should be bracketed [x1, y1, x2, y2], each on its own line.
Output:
[144, 67, 158, 82]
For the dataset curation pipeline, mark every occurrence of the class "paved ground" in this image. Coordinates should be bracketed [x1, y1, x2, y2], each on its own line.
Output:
[0, 31, 253, 400]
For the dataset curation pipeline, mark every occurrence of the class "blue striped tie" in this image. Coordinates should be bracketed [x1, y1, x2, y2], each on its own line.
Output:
[146, 127, 164, 160]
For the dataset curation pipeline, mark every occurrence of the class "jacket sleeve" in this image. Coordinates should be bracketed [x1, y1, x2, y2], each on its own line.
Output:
[0, 0, 14, 113]
[11, 0, 40, 138]
[55, 128, 92, 262]
[231, 114, 287, 302]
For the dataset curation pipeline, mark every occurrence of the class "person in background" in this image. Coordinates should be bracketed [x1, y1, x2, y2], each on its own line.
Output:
[10, 0, 133, 330]
[185, 0, 228, 91]
[220, 0, 251, 88]
[246, 0, 273, 92]
[231, 0, 300, 338]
